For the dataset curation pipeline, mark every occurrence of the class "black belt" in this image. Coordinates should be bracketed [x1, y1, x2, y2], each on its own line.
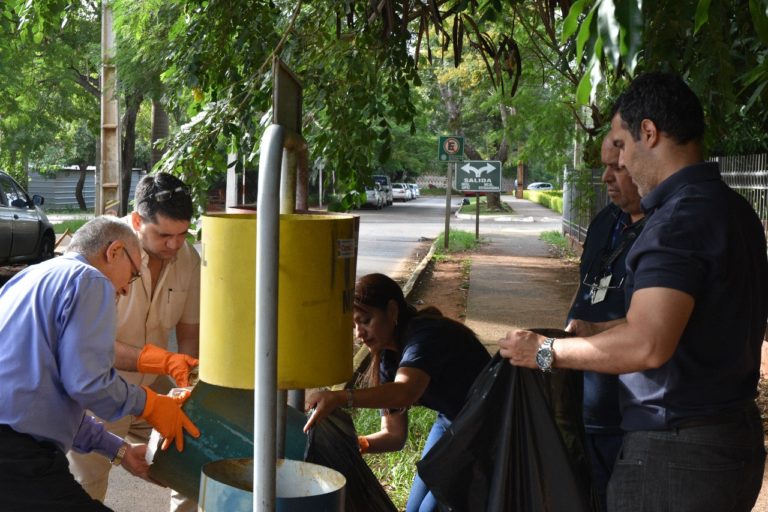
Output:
[670, 404, 757, 429]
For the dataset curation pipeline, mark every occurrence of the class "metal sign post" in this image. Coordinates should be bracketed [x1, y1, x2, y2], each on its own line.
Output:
[438, 136, 464, 250]
[454, 160, 502, 241]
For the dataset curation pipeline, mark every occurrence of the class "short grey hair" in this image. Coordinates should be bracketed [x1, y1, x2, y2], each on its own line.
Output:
[66, 216, 139, 259]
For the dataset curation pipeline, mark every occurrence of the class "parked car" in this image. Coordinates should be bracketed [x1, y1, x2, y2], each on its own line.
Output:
[372, 174, 393, 206]
[407, 183, 420, 198]
[0, 171, 56, 264]
[527, 182, 554, 191]
[392, 183, 411, 201]
[361, 184, 384, 209]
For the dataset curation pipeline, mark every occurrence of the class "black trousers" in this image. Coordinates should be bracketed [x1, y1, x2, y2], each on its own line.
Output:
[0, 425, 111, 512]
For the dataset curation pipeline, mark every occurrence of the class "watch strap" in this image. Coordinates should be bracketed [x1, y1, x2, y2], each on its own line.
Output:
[111, 442, 129, 466]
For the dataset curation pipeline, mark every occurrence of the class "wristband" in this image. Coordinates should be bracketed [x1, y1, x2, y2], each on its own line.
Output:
[111, 443, 129, 466]
[358, 436, 370, 454]
[346, 389, 354, 408]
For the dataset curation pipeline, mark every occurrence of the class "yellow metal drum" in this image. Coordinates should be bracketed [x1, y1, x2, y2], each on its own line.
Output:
[199, 213, 358, 389]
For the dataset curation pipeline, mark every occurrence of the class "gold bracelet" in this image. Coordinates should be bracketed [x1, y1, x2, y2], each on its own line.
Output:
[346, 388, 354, 408]
[111, 443, 129, 466]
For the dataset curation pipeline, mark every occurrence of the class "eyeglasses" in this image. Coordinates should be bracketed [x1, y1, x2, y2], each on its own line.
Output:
[122, 248, 142, 284]
[142, 185, 190, 204]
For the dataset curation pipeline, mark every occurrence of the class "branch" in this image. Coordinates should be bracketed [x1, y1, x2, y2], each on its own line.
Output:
[72, 68, 100, 98]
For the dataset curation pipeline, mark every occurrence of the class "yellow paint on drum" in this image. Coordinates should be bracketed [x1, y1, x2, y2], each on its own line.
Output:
[199, 213, 358, 389]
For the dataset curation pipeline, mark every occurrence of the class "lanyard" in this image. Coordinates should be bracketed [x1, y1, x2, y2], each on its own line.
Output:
[598, 215, 647, 276]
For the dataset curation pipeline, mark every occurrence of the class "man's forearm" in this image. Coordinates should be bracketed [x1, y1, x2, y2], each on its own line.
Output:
[114, 341, 141, 371]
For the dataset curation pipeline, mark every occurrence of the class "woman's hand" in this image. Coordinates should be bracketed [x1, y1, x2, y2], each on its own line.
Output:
[303, 389, 345, 433]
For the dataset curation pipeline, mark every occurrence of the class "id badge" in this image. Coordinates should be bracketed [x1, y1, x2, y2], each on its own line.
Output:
[590, 274, 612, 304]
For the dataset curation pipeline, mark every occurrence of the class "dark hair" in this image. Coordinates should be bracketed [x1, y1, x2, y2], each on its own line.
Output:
[134, 172, 193, 223]
[355, 273, 475, 388]
[612, 72, 705, 145]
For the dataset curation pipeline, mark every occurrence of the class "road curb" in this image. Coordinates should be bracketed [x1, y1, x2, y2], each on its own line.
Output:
[402, 240, 438, 301]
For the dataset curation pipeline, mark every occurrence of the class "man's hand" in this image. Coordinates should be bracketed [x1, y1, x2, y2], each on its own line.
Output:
[139, 387, 200, 451]
[120, 444, 151, 480]
[137, 344, 199, 386]
[498, 329, 544, 369]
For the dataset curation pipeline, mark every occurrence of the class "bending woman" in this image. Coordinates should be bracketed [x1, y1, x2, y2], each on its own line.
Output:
[304, 273, 490, 512]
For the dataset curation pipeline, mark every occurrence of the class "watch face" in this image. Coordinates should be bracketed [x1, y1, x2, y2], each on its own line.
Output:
[536, 348, 553, 370]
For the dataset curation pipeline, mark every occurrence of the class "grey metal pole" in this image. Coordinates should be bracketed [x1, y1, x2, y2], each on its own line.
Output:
[254, 124, 285, 512]
[444, 163, 453, 250]
[475, 193, 480, 241]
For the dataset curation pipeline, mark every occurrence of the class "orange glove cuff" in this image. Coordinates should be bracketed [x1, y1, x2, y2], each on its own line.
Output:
[136, 344, 170, 375]
[358, 436, 370, 454]
[137, 344, 199, 386]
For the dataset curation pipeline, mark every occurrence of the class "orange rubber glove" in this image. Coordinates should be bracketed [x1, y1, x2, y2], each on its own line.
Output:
[136, 344, 199, 387]
[139, 386, 200, 451]
[358, 436, 370, 454]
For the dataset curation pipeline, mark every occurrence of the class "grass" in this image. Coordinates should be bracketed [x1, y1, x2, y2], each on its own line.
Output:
[52, 219, 89, 234]
[433, 230, 481, 259]
[539, 230, 577, 260]
[352, 406, 438, 509]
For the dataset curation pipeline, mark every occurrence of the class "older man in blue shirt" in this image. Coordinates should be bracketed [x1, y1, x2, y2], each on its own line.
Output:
[0, 216, 199, 511]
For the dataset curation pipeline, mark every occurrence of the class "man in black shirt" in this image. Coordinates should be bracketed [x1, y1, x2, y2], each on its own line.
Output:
[566, 135, 644, 511]
[501, 72, 767, 511]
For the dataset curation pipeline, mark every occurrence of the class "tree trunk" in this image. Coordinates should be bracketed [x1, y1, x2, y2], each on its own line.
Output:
[121, 92, 143, 215]
[486, 103, 513, 211]
[150, 100, 169, 170]
[76, 164, 87, 210]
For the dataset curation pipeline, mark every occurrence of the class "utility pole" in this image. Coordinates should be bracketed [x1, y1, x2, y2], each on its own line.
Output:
[98, 1, 122, 215]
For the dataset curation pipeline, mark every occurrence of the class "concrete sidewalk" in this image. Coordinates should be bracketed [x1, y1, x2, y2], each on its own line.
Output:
[457, 195, 577, 351]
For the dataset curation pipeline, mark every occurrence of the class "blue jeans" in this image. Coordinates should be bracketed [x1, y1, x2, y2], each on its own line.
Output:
[406, 414, 451, 512]
[607, 405, 765, 512]
[585, 431, 624, 512]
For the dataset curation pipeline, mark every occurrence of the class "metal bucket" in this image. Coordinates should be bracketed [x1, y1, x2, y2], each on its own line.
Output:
[199, 458, 346, 512]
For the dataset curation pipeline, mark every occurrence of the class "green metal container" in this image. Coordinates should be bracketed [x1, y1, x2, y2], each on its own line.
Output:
[148, 380, 308, 500]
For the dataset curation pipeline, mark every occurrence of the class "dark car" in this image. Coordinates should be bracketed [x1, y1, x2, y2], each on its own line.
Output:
[0, 171, 55, 263]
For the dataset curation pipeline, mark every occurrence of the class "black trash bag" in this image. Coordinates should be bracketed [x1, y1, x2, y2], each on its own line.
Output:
[305, 408, 398, 512]
[416, 349, 597, 512]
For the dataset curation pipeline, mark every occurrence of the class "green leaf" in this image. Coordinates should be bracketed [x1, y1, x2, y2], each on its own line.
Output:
[597, 0, 621, 68]
[614, 0, 643, 74]
[561, 0, 587, 43]
[576, 61, 595, 105]
[575, 3, 598, 63]
[694, 0, 712, 35]
[749, 0, 768, 44]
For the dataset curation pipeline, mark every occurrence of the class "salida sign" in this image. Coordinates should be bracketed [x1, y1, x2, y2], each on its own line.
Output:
[454, 161, 502, 192]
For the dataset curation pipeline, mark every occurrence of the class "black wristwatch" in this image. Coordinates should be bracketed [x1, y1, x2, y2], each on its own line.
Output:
[536, 337, 556, 372]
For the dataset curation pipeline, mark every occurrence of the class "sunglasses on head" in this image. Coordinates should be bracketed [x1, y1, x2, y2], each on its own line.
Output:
[141, 185, 190, 204]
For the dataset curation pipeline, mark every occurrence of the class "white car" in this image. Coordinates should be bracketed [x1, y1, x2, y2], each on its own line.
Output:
[392, 183, 410, 201]
[360, 185, 384, 209]
[527, 182, 554, 191]
[407, 183, 420, 198]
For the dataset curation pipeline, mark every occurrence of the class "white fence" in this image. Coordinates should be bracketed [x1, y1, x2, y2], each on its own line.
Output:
[562, 153, 768, 245]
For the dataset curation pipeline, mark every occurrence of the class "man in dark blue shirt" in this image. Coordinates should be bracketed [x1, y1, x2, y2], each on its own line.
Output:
[500, 72, 767, 511]
[567, 135, 644, 511]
